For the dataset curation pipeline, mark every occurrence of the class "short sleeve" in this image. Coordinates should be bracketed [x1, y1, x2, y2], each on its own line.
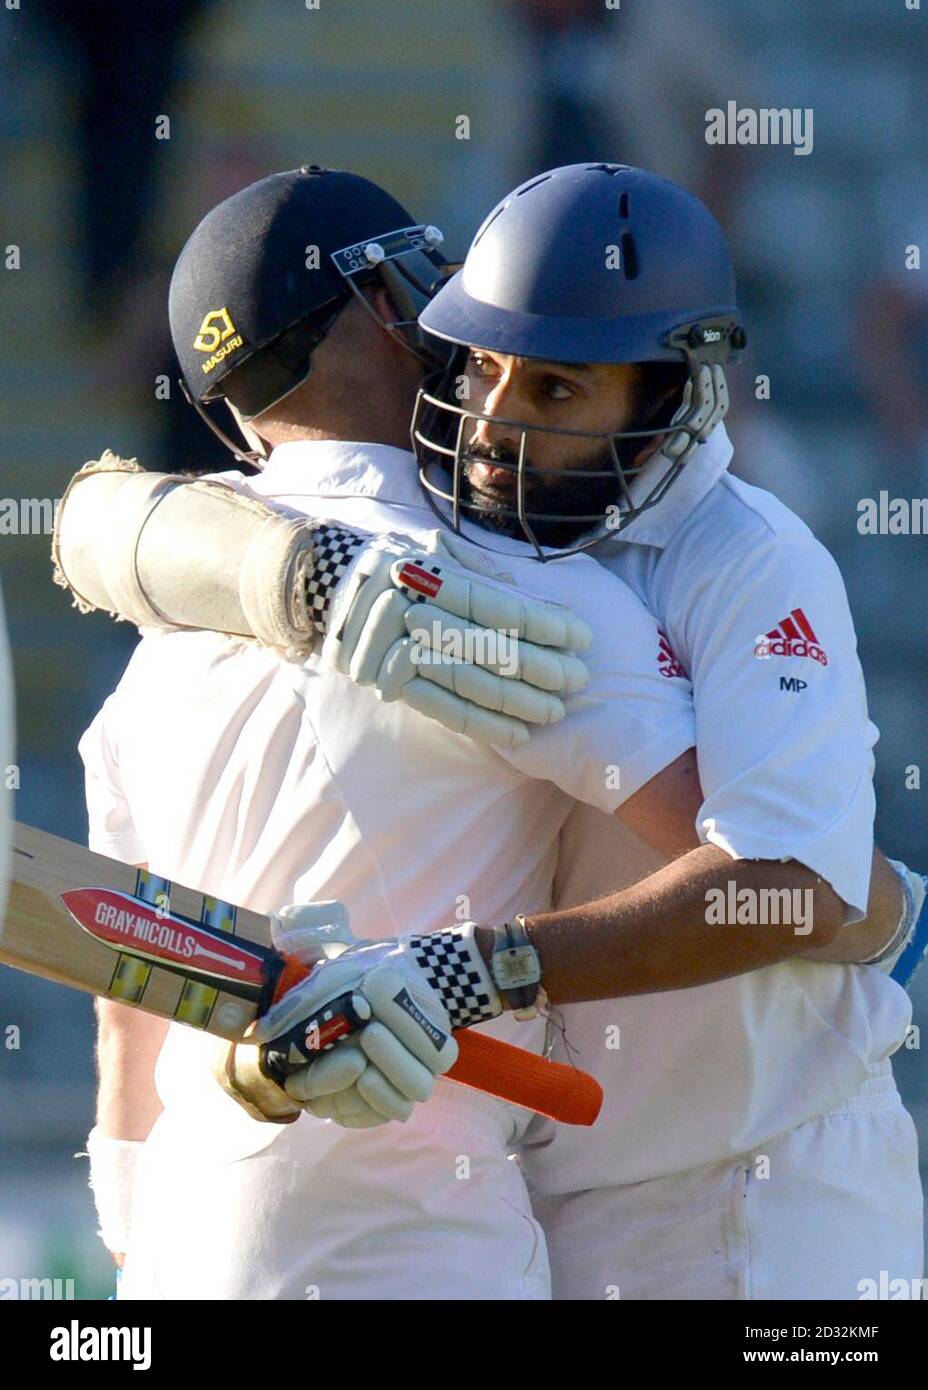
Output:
[499, 572, 696, 813]
[78, 699, 146, 864]
[670, 530, 876, 919]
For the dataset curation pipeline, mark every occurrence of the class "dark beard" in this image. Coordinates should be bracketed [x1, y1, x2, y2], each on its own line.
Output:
[459, 443, 624, 549]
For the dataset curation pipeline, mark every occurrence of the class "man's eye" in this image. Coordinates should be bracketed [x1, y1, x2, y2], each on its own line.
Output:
[545, 379, 574, 400]
[470, 356, 497, 378]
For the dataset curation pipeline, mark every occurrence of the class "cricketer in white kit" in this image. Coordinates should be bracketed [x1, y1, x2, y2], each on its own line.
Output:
[410, 162, 923, 1301]
[522, 421, 923, 1300]
[79, 438, 698, 1299]
[71, 163, 923, 1301]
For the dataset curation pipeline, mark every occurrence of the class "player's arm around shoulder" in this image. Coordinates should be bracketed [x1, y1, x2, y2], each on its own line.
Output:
[52, 456, 593, 749]
[663, 510, 895, 936]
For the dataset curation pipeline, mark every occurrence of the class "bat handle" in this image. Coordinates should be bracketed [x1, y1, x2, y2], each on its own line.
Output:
[261, 990, 369, 1081]
[448, 1029, 602, 1127]
[270, 954, 602, 1127]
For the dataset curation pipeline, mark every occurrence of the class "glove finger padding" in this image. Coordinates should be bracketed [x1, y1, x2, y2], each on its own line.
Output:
[392, 557, 593, 652]
[303, 1089, 392, 1128]
[399, 678, 531, 748]
[402, 604, 589, 695]
[409, 654, 564, 724]
[359, 1021, 440, 1103]
[356, 1065, 416, 1123]
[374, 629, 576, 724]
[284, 1038, 369, 1101]
[343, 589, 410, 687]
[360, 965, 458, 1076]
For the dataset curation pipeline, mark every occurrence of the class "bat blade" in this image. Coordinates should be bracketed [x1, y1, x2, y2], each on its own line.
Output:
[4, 822, 277, 1041]
[2, 821, 603, 1125]
[60, 887, 269, 993]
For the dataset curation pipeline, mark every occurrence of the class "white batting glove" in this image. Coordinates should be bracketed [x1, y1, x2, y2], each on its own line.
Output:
[255, 906, 489, 1127]
[324, 533, 592, 749]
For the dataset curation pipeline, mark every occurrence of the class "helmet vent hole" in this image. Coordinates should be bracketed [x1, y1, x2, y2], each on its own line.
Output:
[619, 192, 630, 218]
[516, 174, 553, 197]
[621, 232, 639, 279]
[473, 202, 508, 245]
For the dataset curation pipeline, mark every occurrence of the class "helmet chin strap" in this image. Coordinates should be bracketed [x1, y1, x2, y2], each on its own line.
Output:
[177, 377, 267, 470]
[227, 402, 272, 466]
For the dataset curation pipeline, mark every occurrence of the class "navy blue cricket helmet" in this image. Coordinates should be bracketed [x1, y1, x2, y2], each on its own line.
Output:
[170, 165, 449, 464]
[412, 163, 746, 557]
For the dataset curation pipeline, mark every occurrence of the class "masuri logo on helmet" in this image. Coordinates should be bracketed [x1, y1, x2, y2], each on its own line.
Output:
[193, 307, 244, 376]
[170, 165, 451, 466]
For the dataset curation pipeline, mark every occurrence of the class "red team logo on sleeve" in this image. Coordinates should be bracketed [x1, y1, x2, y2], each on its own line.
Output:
[754, 608, 828, 665]
[657, 628, 688, 679]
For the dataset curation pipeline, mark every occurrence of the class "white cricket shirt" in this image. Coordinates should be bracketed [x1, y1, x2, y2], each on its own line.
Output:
[80, 441, 695, 1147]
[521, 424, 913, 1192]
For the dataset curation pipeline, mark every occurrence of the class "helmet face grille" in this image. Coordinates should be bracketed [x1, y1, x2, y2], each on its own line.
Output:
[410, 350, 727, 562]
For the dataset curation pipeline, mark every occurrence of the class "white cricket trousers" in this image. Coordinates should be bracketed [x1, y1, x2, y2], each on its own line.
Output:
[119, 1080, 550, 1301]
[532, 1065, 924, 1300]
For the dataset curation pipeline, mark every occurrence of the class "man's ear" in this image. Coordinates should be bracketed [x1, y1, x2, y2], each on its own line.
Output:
[628, 372, 688, 468]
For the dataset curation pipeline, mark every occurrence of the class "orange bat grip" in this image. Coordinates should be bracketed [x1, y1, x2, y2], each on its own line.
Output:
[446, 1028, 602, 1126]
[272, 954, 602, 1127]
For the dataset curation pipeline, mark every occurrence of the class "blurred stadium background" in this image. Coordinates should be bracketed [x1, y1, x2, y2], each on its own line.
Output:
[0, 0, 925, 1297]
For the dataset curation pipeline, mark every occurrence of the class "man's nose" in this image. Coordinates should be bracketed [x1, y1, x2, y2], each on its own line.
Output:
[471, 380, 524, 452]
[472, 412, 518, 452]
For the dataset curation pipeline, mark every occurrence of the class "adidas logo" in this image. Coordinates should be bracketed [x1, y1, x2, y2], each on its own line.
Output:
[754, 608, 828, 665]
[658, 628, 687, 679]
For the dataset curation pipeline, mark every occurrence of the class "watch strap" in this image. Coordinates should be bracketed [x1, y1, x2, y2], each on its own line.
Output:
[492, 914, 542, 1018]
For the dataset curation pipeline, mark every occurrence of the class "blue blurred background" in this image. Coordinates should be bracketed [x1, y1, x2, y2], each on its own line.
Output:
[0, 0, 925, 1297]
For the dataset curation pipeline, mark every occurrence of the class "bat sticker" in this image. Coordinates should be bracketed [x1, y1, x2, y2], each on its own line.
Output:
[60, 887, 270, 1000]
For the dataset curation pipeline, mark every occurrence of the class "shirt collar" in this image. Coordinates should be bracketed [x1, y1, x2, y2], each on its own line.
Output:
[256, 425, 734, 556]
[258, 440, 567, 565]
[598, 422, 734, 551]
[258, 440, 426, 510]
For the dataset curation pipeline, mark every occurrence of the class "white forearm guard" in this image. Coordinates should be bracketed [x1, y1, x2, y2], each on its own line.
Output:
[52, 454, 364, 655]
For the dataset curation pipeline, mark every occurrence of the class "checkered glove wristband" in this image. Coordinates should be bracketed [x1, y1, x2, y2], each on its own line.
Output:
[304, 523, 368, 636]
[407, 923, 502, 1030]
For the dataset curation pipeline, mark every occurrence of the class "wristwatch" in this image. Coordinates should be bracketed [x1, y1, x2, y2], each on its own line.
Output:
[491, 915, 543, 1020]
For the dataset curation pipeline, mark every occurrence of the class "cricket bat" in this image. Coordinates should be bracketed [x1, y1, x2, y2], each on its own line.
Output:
[2, 821, 602, 1125]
